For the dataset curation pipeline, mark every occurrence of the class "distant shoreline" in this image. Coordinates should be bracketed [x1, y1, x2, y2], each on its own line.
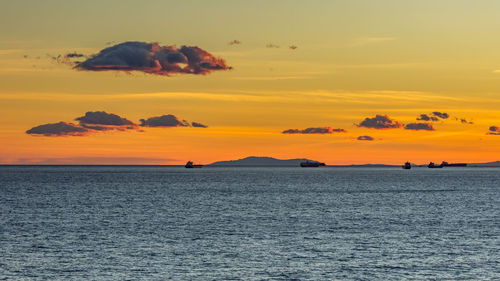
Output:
[1, 164, 500, 168]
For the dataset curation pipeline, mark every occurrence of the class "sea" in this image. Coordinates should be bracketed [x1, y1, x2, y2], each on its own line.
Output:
[0, 166, 499, 280]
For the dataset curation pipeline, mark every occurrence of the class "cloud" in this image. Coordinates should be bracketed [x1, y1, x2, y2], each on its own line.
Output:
[65, 52, 85, 58]
[76, 111, 135, 126]
[455, 117, 474, 125]
[75, 41, 231, 76]
[266, 44, 280, 48]
[432, 111, 449, 119]
[74, 111, 138, 131]
[26, 122, 90, 136]
[357, 114, 403, 129]
[140, 114, 189, 127]
[49, 52, 86, 66]
[191, 122, 208, 128]
[404, 123, 435, 131]
[26, 111, 207, 137]
[357, 135, 374, 141]
[417, 114, 439, 122]
[228, 40, 241, 45]
[289, 45, 298, 50]
[488, 126, 500, 135]
[282, 127, 347, 134]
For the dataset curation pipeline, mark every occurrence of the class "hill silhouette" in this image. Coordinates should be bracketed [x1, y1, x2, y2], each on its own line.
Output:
[208, 156, 321, 166]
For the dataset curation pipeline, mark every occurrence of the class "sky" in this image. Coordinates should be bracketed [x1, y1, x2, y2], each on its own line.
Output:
[1, 0, 500, 165]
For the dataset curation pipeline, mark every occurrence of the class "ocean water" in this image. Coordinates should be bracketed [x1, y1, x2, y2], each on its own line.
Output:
[0, 166, 499, 280]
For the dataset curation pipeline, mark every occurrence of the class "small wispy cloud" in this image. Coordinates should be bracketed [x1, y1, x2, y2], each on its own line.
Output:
[357, 135, 374, 141]
[282, 127, 347, 134]
[228, 40, 241, 45]
[266, 43, 280, 48]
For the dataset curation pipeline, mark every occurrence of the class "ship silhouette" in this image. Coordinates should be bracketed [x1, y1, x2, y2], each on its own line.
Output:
[185, 161, 203, 168]
[428, 161, 467, 168]
[300, 161, 326, 167]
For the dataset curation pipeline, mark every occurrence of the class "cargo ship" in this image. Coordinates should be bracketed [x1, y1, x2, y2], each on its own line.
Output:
[185, 161, 203, 168]
[441, 161, 467, 167]
[428, 162, 444, 168]
[428, 161, 468, 168]
[402, 162, 411, 169]
[300, 161, 326, 167]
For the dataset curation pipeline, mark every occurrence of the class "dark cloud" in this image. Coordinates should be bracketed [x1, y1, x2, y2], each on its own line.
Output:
[140, 114, 189, 127]
[76, 111, 135, 126]
[458, 118, 474, 125]
[282, 127, 347, 134]
[49, 52, 87, 66]
[404, 123, 435, 131]
[432, 111, 449, 119]
[266, 44, 280, 48]
[358, 114, 403, 129]
[417, 114, 439, 122]
[75, 41, 231, 76]
[228, 40, 241, 45]
[191, 122, 208, 128]
[27, 112, 207, 137]
[289, 45, 298, 50]
[488, 126, 500, 135]
[74, 111, 137, 132]
[65, 52, 85, 58]
[357, 135, 374, 141]
[26, 122, 90, 136]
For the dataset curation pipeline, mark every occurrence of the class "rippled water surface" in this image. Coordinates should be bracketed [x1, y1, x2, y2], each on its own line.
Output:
[1, 166, 499, 280]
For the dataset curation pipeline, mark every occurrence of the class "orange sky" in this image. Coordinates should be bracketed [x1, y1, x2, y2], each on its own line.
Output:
[1, 1, 500, 165]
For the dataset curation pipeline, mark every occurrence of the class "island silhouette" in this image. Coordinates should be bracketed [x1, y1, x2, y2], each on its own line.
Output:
[205, 157, 500, 167]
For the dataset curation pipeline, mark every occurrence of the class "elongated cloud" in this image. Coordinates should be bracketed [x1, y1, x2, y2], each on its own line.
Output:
[139, 114, 189, 127]
[65, 52, 85, 58]
[191, 122, 208, 128]
[76, 111, 135, 126]
[417, 114, 439, 122]
[289, 45, 298, 50]
[357, 135, 374, 141]
[457, 118, 474, 125]
[75, 111, 138, 131]
[488, 126, 500, 135]
[75, 41, 231, 76]
[26, 122, 90, 136]
[282, 127, 347, 134]
[266, 44, 280, 48]
[432, 111, 449, 119]
[358, 114, 403, 129]
[27, 111, 208, 137]
[404, 123, 435, 131]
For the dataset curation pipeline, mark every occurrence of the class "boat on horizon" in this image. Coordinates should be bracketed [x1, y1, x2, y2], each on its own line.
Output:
[428, 162, 444, 168]
[300, 161, 326, 167]
[441, 161, 467, 167]
[402, 162, 411, 169]
[185, 161, 203, 168]
[428, 161, 467, 168]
